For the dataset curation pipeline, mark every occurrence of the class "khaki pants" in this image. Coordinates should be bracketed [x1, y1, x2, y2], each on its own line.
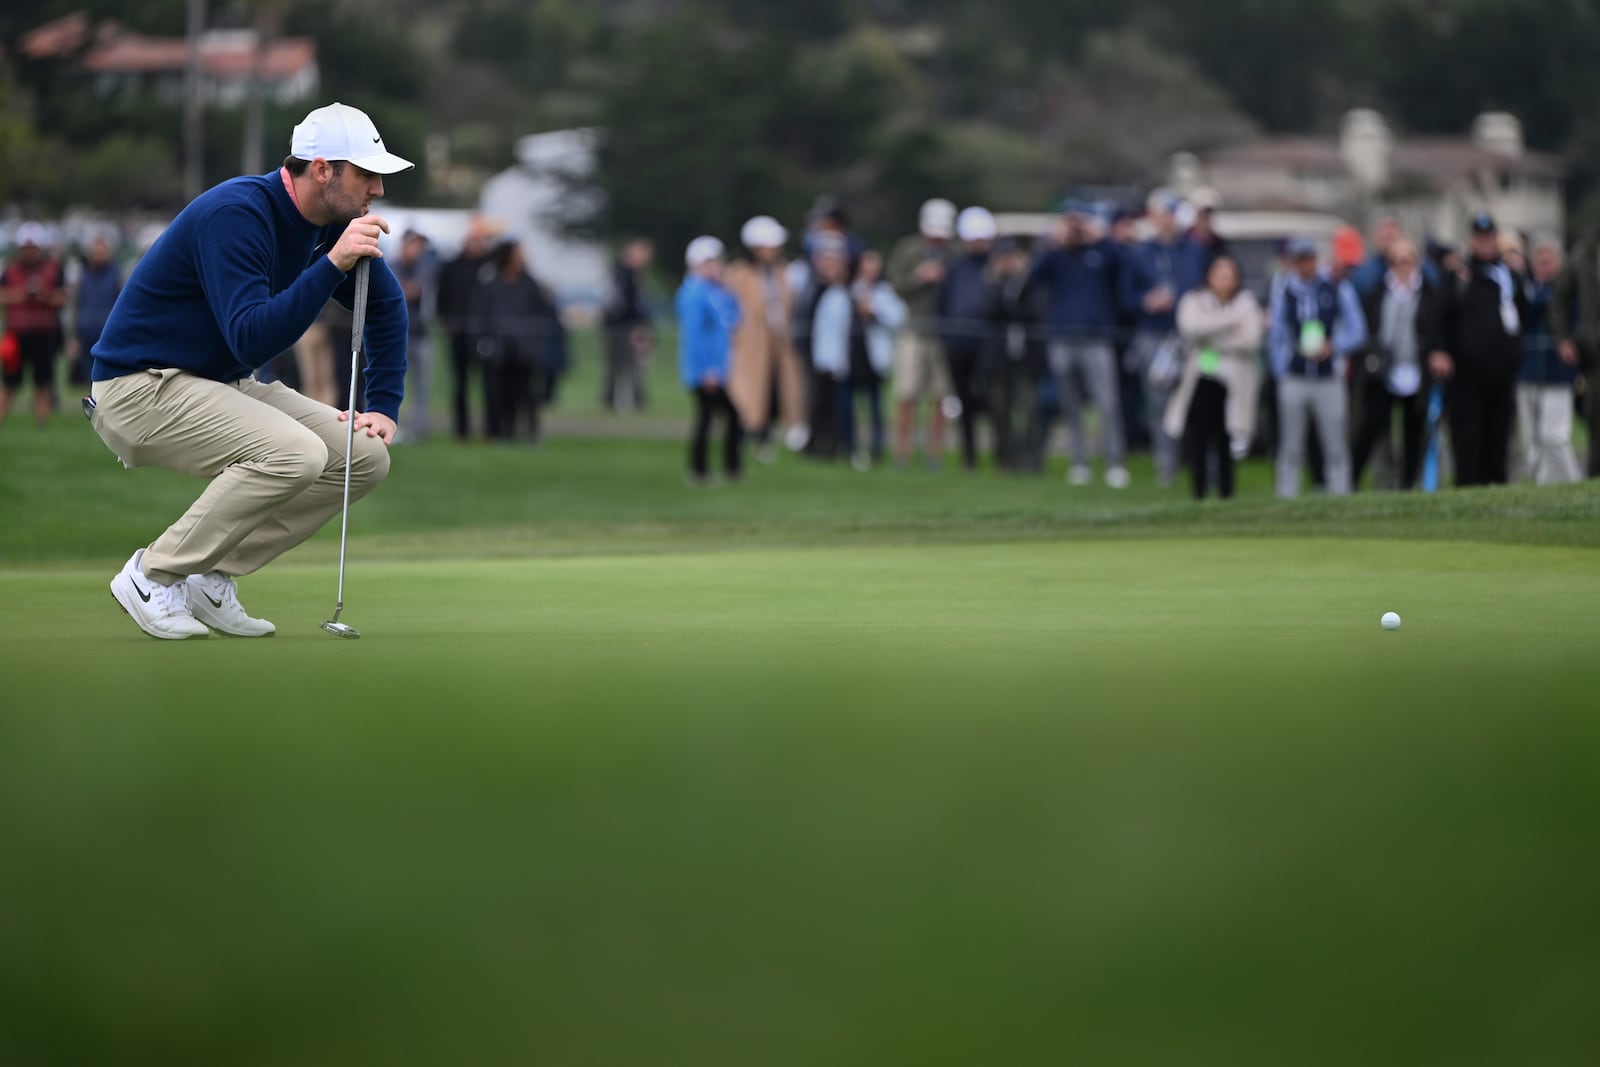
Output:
[90, 369, 391, 585]
[294, 322, 337, 407]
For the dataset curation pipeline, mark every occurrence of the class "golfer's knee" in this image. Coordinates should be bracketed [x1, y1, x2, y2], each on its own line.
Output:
[285, 437, 330, 489]
[349, 433, 391, 491]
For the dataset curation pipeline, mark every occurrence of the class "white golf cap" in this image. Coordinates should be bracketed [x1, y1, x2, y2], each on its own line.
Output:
[956, 205, 997, 243]
[15, 221, 50, 247]
[290, 102, 414, 175]
[919, 198, 956, 239]
[685, 235, 725, 267]
[740, 215, 788, 250]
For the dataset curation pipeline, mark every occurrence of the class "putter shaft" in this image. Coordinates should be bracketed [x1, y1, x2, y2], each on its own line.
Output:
[325, 258, 370, 635]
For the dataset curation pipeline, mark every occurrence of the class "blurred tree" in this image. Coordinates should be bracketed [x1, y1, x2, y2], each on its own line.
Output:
[592, 18, 787, 258]
[0, 102, 72, 211]
[4, 0, 1600, 225]
[72, 133, 184, 208]
[591, 16, 974, 254]
[1137, 0, 1351, 133]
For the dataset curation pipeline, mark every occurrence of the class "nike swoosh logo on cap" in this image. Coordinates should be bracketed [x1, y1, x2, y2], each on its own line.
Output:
[373, 136, 381, 143]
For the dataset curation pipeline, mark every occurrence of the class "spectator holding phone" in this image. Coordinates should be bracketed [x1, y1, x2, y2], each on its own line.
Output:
[1, 223, 68, 426]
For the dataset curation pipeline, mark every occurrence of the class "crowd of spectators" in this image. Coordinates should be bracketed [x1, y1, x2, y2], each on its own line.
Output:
[667, 193, 1599, 496]
[5, 191, 1597, 501]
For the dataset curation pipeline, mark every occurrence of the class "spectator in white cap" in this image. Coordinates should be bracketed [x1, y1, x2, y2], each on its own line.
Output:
[726, 215, 806, 463]
[86, 101, 414, 640]
[1, 221, 68, 427]
[886, 198, 956, 468]
[676, 236, 743, 484]
[937, 206, 998, 470]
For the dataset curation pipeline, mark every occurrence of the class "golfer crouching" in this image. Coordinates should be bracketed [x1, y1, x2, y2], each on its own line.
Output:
[88, 102, 411, 640]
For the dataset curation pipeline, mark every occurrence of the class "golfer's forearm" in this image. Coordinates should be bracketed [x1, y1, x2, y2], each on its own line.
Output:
[361, 306, 409, 422]
[218, 256, 347, 367]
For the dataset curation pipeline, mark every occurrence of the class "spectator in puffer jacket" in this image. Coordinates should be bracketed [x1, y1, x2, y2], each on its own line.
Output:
[1268, 237, 1368, 497]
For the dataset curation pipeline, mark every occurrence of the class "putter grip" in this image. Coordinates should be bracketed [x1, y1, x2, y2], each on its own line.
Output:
[351, 257, 371, 355]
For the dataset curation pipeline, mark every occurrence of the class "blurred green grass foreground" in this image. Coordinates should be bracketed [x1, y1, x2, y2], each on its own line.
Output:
[3, 420, 1599, 1066]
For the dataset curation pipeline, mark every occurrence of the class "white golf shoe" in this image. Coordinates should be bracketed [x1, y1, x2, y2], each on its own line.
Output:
[186, 572, 276, 636]
[110, 550, 210, 640]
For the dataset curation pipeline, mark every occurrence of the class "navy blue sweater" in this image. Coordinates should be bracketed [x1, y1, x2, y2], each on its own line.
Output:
[1123, 236, 1208, 333]
[1027, 239, 1125, 338]
[92, 171, 408, 422]
[937, 252, 993, 347]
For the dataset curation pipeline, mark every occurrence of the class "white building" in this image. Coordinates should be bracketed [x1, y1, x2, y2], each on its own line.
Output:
[1172, 109, 1565, 244]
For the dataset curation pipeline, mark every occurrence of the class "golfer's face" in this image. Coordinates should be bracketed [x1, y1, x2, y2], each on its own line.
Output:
[326, 163, 385, 223]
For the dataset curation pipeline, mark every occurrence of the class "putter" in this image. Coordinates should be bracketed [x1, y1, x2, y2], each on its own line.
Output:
[322, 257, 371, 639]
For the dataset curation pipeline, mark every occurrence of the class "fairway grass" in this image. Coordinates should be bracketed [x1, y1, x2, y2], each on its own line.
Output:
[4, 538, 1599, 1064]
[5, 421, 1600, 1064]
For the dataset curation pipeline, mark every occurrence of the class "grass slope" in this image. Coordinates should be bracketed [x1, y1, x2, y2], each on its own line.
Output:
[6, 421, 1600, 570]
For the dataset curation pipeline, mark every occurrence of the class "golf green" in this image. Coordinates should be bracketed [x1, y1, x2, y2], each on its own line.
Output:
[4, 538, 1598, 1065]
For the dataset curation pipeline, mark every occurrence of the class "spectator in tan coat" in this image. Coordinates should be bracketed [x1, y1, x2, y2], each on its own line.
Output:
[1166, 255, 1264, 499]
[726, 216, 806, 463]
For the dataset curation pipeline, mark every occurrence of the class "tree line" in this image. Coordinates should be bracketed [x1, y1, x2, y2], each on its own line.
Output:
[3, 0, 1598, 251]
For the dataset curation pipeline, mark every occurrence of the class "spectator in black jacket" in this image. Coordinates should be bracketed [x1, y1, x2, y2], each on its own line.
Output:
[1352, 237, 1439, 490]
[1427, 213, 1527, 487]
[472, 240, 565, 444]
[602, 237, 655, 412]
[939, 207, 997, 471]
[988, 237, 1046, 473]
[437, 218, 495, 439]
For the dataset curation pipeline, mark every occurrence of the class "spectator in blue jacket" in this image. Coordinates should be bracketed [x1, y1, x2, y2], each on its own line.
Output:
[1269, 238, 1368, 497]
[939, 206, 997, 471]
[70, 234, 123, 387]
[676, 236, 743, 484]
[1515, 236, 1582, 484]
[1124, 195, 1209, 486]
[1028, 206, 1131, 488]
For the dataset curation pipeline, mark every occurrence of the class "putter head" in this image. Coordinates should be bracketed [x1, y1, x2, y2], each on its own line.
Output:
[321, 620, 361, 639]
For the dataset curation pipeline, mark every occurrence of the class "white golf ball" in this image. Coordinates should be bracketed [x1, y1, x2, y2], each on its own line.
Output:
[1381, 612, 1401, 631]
